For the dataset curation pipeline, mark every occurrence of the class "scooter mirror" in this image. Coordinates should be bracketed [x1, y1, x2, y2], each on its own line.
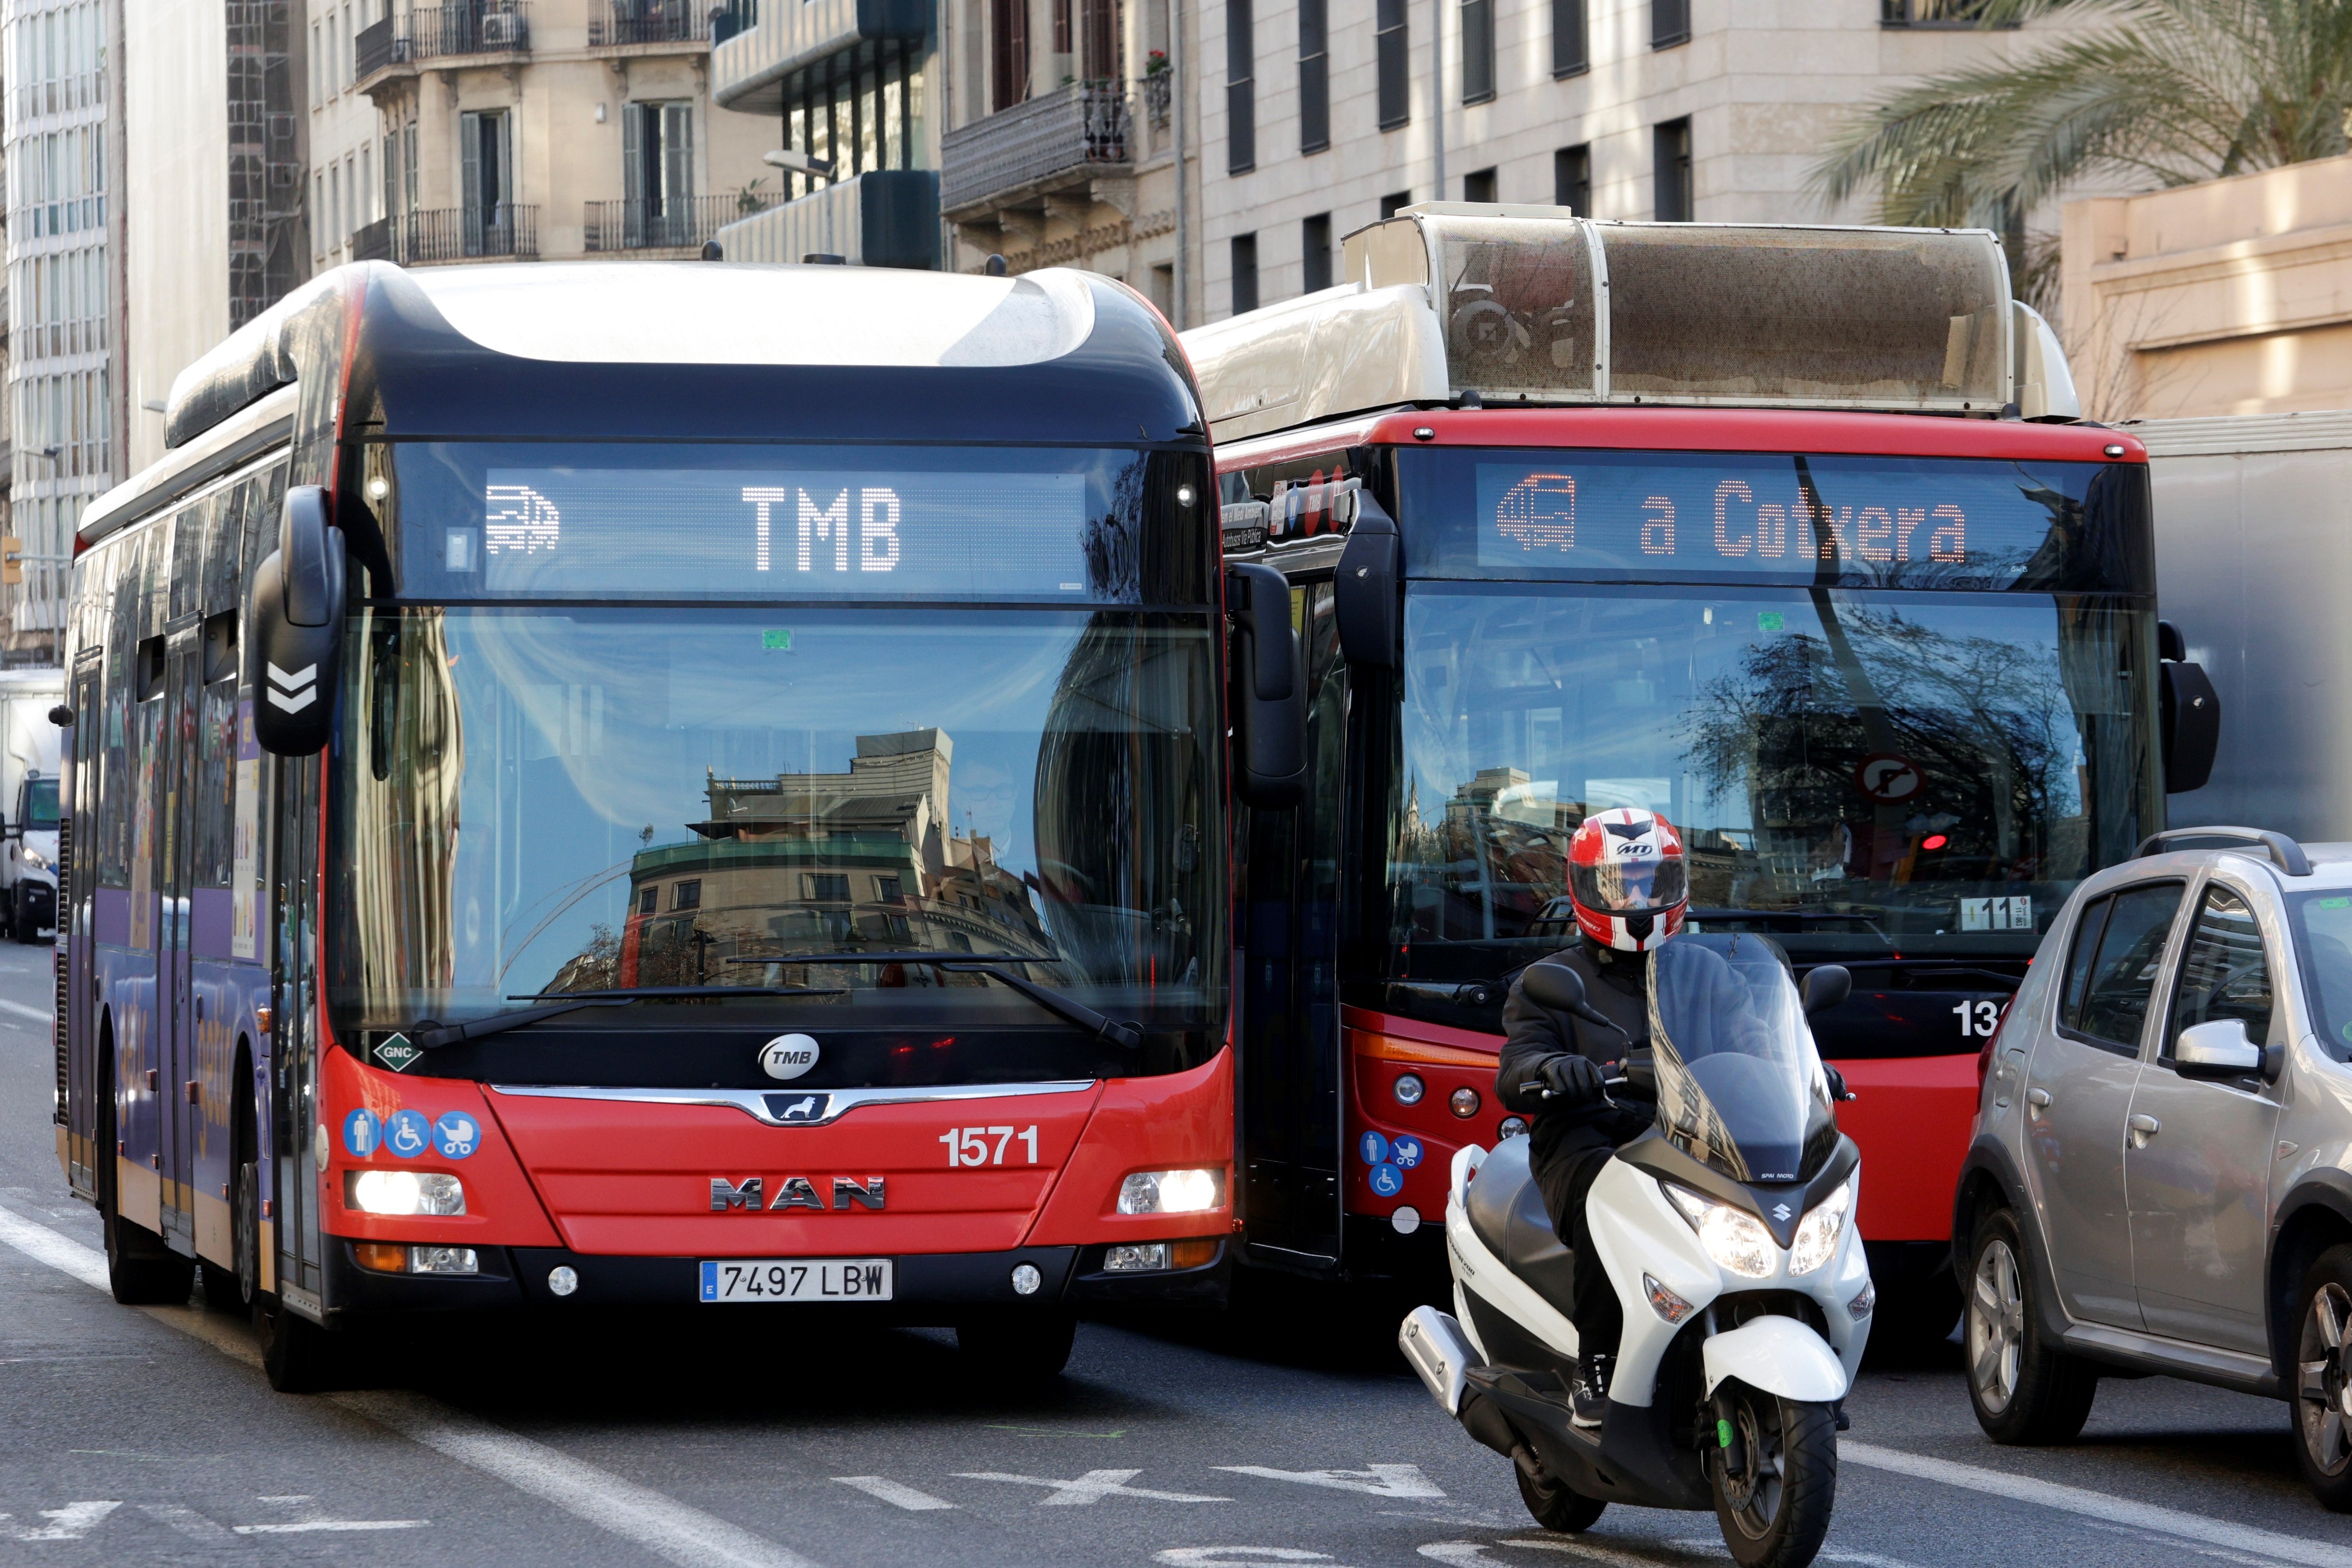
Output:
[1801, 964, 1852, 1017]
[1521, 960, 1618, 1030]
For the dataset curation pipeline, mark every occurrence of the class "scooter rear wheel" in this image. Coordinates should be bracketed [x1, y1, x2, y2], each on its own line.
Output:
[1710, 1382, 1836, 1568]
[1514, 1457, 1605, 1533]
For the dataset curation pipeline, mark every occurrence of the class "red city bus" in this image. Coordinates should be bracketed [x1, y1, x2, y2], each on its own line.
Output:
[1186, 210, 2216, 1345]
[53, 260, 1284, 1389]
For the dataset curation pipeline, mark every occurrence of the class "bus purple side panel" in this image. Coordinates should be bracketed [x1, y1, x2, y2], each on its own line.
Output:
[189, 889, 234, 959]
[93, 886, 130, 947]
[95, 943, 160, 1224]
[190, 957, 274, 1208]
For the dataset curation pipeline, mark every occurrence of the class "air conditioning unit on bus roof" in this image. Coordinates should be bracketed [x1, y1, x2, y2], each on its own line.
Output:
[1183, 206, 2080, 442]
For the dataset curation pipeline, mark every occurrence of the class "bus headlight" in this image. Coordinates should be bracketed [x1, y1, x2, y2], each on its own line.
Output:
[348, 1170, 465, 1216]
[1118, 1168, 1223, 1215]
[1789, 1180, 1854, 1276]
[1663, 1183, 1775, 1279]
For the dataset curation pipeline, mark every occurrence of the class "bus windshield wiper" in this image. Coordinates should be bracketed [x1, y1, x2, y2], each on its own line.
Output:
[413, 985, 847, 1050]
[735, 951, 1144, 1051]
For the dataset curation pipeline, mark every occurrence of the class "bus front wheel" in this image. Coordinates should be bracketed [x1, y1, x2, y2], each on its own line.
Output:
[957, 1311, 1076, 1389]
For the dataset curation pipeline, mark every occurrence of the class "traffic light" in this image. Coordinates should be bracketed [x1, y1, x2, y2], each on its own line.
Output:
[2, 536, 22, 586]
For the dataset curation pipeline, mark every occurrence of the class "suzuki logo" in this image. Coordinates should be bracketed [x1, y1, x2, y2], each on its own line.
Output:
[1772, 1203, 1793, 1222]
[265, 660, 319, 714]
[709, 1175, 886, 1212]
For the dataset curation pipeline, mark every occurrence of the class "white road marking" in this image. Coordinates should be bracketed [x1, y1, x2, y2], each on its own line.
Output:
[1156, 1551, 1351, 1566]
[1842, 1442, 2352, 1568]
[1417, 1546, 1502, 1566]
[0, 996, 54, 1023]
[136, 1503, 244, 1545]
[0, 1204, 824, 1568]
[233, 1518, 430, 1533]
[0, 1502, 121, 1541]
[1217, 1464, 1445, 1498]
[832, 1476, 957, 1511]
[952, 1469, 1232, 1506]
[1673, 1538, 1926, 1568]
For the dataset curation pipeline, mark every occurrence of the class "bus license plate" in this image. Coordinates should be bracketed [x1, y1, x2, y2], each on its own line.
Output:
[699, 1258, 894, 1302]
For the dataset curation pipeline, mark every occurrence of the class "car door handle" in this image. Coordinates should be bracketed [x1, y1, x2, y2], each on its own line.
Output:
[2026, 1088, 2051, 1109]
[2128, 1112, 2161, 1146]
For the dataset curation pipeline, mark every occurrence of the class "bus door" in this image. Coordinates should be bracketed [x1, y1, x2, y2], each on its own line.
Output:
[1238, 583, 1347, 1267]
[62, 654, 102, 1197]
[271, 755, 324, 1303]
[155, 622, 202, 1248]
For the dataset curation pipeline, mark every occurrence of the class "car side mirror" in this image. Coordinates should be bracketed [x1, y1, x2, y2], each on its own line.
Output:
[2157, 619, 2219, 794]
[1333, 493, 1399, 669]
[1520, 959, 1614, 1030]
[1225, 562, 1306, 808]
[2175, 1018, 2263, 1079]
[1801, 964, 1852, 1017]
[247, 485, 347, 756]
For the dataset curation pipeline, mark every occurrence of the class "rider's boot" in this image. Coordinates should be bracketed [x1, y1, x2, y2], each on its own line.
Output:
[1570, 1353, 1612, 1429]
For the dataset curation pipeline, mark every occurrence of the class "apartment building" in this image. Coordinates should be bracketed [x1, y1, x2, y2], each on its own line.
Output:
[1196, 0, 2079, 319]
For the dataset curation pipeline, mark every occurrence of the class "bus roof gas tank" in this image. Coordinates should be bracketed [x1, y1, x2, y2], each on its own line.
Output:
[1184, 208, 2080, 442]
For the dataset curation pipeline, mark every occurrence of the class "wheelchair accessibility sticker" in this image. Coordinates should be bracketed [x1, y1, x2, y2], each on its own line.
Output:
[383, 1109, 433, 1159]
[1369, 1162, 1405, 1198]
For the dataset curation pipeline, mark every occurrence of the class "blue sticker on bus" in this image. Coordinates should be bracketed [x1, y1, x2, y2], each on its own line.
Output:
[383, 1109, 433, 1160]
[1392, 1135, 1425, 1169]
[432, 1112, 481, 1160]
[1369, 1162, 1405, 1198]
[699, 1261, 720, 1302]
[343, 1108, 381, 1159]
[1358, 1130, 1389, 1166]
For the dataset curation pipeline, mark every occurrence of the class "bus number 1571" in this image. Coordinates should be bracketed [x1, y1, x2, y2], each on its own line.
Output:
[940, 1126, 1040, 1166]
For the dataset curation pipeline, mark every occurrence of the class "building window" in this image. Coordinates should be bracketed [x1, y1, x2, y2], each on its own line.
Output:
[1553, 0, 1587, 75]
[1882, 0, 2010, 23]
[1302, 212, 1332, 292]
[623, 101, 694, 247]
[1460, 0, 1494, 103]
[804, 872, 851, 902]
[1226, 0, 1255, 174]
[1150, 261, 1175, 317]
[1555, 143, 1590, 214]
[673, 880, 702, 910]
[1652, 0, 1688, 47]
[1297, 0, 1328, 154]
[1375, 0, 1410, 129]
[1381, 189, 1412, 219]
[1464, 167, 1496, 203]
[885, 912, 913, 940]
[991, 0, 1029, 111]
[1081, 0, 1119, 78]
[638, 887, 658, 915]
[1231, 232, 1259, 314]
[459, 109, 515, 253]
[1654, 116, 1692, 221]
[876, 875, 904, 904]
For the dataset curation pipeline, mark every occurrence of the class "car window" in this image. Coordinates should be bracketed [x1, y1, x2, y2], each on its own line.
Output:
[2166, 884, 2273, 1061]
[2073, 882, 2185, 1053]
[2060, 894, 2112, 1030]
[2287, 891, 2352, 1059]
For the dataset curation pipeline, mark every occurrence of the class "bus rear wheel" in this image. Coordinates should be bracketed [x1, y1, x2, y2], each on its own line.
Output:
[98, 1040, 195, 1306]
[957, 1311, 1076, 1389]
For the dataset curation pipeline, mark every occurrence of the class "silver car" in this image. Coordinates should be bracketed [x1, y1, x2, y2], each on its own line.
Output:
[1954, 826, 2352, 1506]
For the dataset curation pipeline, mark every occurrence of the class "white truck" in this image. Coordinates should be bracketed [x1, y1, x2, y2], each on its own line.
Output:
[2138, 411, 2352, 841]
[0, 667, 63, 941]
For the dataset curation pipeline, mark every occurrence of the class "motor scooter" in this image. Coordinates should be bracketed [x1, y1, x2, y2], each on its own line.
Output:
[1398, 933, 1872, 1568]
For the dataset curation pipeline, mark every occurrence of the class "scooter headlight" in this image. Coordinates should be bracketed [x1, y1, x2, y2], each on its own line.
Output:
[1789, 1179, 1854, 1276]
[1663, 1184, 1776, 1279]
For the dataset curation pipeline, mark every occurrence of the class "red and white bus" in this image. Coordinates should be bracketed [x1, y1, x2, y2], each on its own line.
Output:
[1186, 210, 2218, 1345]
[53, 259, 1282, 1389]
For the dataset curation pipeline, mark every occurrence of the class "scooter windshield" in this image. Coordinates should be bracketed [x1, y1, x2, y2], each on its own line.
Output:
[1648, 934, 1838, 1185]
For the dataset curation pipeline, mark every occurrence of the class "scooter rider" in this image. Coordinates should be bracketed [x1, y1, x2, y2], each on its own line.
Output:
[1496, 806, 1689, 1428]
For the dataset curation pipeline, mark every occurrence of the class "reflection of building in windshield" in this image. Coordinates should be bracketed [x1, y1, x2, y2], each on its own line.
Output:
[560, 728, 1052, 992]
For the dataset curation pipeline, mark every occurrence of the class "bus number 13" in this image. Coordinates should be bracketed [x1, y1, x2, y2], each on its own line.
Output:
[941, 1126, 1040, 1167]
[1954, 1000, 2002, 1037]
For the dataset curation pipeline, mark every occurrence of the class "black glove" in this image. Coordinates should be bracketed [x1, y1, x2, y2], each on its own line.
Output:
[1824, 1064, 1852, 1103]
[1538, 1053, 1607, 1106]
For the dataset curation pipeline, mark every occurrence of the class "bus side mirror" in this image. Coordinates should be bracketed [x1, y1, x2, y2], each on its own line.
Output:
[2157, 619, 2219, 794]
[1226, 562, 1307, 808]
[1334, 494, 1399, 669]
[247, 485, 347, 756]
[1801, 964, 1852, 1016]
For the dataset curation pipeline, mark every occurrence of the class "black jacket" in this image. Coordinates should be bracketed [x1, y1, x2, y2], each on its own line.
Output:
[1495, 939, 1654, 1168]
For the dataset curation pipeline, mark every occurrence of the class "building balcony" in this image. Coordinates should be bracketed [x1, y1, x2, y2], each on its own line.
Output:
[587, 0, 709, 48]
[939, 82, 1131, 222]
[585, 193, 778, 253]
[357, 1, 531, 91]
[709, 0, 927, 112]
[710, 169, 938, 269]
[352, 206, 539, 265]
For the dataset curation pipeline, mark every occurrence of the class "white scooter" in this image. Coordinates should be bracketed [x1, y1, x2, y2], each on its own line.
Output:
[1399, 934, 1873, 1568]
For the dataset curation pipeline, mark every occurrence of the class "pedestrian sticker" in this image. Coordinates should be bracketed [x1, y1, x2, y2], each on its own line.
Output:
[383, 1109, 433, 1159]
[1961, 896, 2033, 932]
[432, 1111, 481, 1159]
[1854, 752, 1924, 804]
[343, 1108, 382, 1159]
[1391, 1134, 1425, 1169]
[1358, 1130, 1389, 1166]
[1369, 1162, 1404, 1197]
[371, 1033, 423, 1073]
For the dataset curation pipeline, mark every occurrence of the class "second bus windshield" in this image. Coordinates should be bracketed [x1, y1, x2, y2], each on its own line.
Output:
[1390, 584, 2159, 966]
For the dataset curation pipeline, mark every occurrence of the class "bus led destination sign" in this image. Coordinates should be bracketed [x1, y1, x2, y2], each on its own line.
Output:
[1450, 450, 2125, 590]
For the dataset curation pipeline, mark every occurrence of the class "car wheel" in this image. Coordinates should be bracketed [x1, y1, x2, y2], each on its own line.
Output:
[1964, 1208, 2095, 1444]
[2291, 1245, 2352, 1510]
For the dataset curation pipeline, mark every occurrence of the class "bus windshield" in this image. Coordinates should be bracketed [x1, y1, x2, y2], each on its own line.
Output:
[327, 603, 1223, 1053]
[1386, 582, 2160, 976]
[20, 777, 56, 830]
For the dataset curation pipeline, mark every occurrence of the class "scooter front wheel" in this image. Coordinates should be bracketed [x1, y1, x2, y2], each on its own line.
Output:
[1709, 1382, 1837, 1568]
[1514, 1454, 1605, 1533]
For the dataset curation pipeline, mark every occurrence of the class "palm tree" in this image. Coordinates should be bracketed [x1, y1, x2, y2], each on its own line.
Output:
[1815, 0, 2352, 298]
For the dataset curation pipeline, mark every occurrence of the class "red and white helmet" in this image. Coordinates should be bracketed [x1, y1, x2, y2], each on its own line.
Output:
[1565, 807, 1688, 952]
